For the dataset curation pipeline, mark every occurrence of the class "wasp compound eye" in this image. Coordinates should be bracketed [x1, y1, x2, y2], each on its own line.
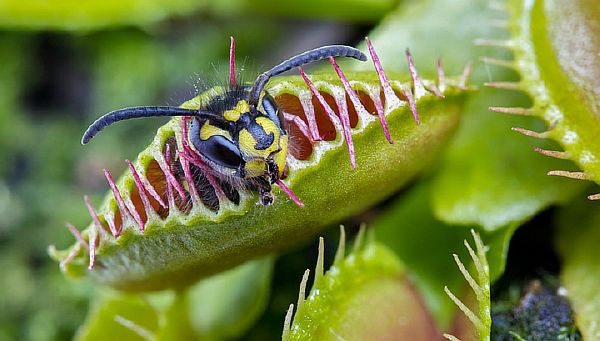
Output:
[192, 134, 243, 170]
[188, 116, 244, 170]
[261, 94, 284, 131]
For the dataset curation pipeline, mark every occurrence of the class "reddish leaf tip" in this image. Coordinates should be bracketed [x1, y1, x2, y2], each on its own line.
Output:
[489, 106, 535, 116]
[65, 222, 89, 250]
[104, 168, 140, 234]
[275, 179, 304, 208]
[511, 127, 548, 139]
[229, 36, 236, 88]
[365, 37, 394, 144]
[84, 194, 116, 237]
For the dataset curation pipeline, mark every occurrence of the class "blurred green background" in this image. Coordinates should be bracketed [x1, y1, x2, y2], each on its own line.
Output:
[0, 1, 399, 339]
[2, 0, 594, 339]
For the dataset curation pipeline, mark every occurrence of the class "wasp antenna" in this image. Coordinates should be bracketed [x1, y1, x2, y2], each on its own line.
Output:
[81, 106, 223, 145]
[229, 36, 237, 88]
[249, 45, 367, 105]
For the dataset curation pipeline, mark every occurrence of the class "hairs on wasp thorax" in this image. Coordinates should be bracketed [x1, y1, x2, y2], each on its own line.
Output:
[82, 37, 368, 208]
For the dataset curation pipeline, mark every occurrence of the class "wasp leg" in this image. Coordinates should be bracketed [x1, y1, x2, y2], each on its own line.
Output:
[250, 177, 274, 205]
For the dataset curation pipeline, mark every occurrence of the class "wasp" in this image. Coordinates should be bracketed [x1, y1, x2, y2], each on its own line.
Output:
[82, 39, 367, 206]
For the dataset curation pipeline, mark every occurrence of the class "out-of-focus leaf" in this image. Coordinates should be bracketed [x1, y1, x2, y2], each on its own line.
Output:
[432, 87, 583, 231]
[556, 195, 600, 340]
[76, 257, 273, 341]
[244, 0, 398, 22]
[0, 0, 397, 30]
[0, 0, 208, 31]
[75, 293, 160, 341]
[183, 256, 273, 340]
[0, 250, 36, 321]
[373, 182, 516, 330]
[0, 34, 32, 234]
[347, 0, 495, 77]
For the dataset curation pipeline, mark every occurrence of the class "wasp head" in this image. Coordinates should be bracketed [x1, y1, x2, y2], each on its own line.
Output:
[188, 88, 287, 204]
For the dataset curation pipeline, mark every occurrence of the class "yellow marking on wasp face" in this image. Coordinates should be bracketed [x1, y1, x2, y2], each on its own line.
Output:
[200, 121, 231, 141]
[238, 123, 281, 159]
[244, 159, 265, 178]
[275, 135, 288, 177]
[255, 117, 281, 154]
[238, 115, 288, 178]
[223, 100, 250, 122]
[238, 129, 260, 157]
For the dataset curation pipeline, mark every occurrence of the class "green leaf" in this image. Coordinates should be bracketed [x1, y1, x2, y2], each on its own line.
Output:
[493, 0, 600, 199]
[556, 195, 600, 340]
[76, 257, 273, 341]
[443, 230, 491, 341]
[373, 182, 515, 330]
[182, 256, 273, 340]
[432, 87, 584, 231]
[285, 228, 441, 340]
[244, 0, 398, 22]
[0, 0, 208, 30]
[53, 59, 469, 291]
[75, 293, 159, 341]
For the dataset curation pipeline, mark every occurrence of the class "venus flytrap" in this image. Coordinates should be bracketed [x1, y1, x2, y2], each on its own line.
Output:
[50, 41, 471, 291]
[283, 226, 440, 340]
[443, 230, 491, 341]
[350, 0, 584, 234]
[31, 0, 597, 339]
[480, 0, 600, 200]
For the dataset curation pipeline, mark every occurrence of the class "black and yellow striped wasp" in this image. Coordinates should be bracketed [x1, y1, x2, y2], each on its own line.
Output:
[81, 39, 366, 206]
